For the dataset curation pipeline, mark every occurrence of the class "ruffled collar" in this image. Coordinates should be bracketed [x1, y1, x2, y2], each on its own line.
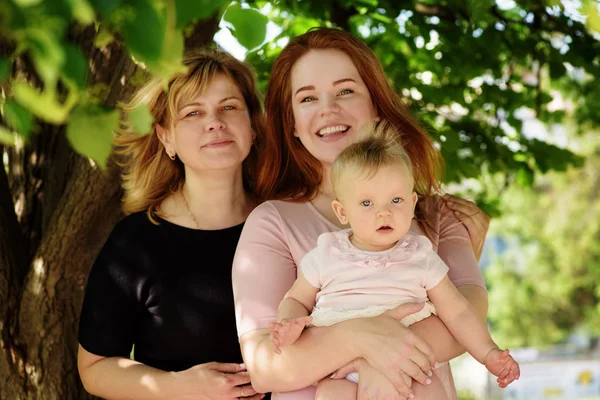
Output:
[327, 229, 420, 269]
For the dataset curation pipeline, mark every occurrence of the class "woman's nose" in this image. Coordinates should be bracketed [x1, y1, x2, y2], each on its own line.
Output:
[319, 95, 340, 116]
[205, 115, 226, 132]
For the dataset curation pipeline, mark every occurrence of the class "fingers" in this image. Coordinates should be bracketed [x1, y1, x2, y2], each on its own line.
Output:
[229, 371, 252, 386]
[411, 335, 437, 370]
[236, 383, 258, 397]
[444, 194, 489, 219]
[210, 362, 246, 374]
[386, 302, 425, 320]
[271, 331, 282, 354]
[385, 371, 414, 399]
[331, 360, 358, 379]
[295, 315, 313, 326]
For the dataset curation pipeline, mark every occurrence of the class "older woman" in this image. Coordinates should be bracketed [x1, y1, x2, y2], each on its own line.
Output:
[233, 28, 489, 400]
[78, 49, 264, 400]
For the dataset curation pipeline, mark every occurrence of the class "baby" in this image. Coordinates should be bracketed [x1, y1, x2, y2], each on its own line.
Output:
[268, 121, 520, 399]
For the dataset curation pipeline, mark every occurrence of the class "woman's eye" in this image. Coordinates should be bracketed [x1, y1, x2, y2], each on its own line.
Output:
[338, 89, 353, 96]
[185, 111, 199, 117]
[361, 200, 372, 207]
[300, 96, 316, 103]
[223, 105, 236, 111]
[392, 198, 402, 204]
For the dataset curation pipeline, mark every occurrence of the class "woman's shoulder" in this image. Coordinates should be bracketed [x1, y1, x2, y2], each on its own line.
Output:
[247, 200, 311, 223]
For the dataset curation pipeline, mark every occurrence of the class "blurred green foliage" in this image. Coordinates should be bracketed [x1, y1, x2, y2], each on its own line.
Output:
[486, 130, 600, 347]
[0, 0, 599, 211]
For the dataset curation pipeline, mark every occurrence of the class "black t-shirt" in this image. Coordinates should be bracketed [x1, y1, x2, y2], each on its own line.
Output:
[78, 212, 244, 371]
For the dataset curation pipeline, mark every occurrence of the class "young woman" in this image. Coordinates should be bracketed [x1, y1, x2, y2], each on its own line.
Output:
[78, 48, 265, 400]
[233, 28, 490, 400]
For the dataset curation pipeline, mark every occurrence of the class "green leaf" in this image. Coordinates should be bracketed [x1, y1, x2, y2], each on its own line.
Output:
[223, 4, 268, 50]
[66, 104, 120, 169]
[88, 0, 120, 18]
[62, 43, 88, 89]
[3, 100, 34, 139]
[130, 104, 154, 135]
[69, 0, 95, 24]
[0, 126, 16, 146]
[0, 59, 10, 81]
[12, 83, 72, 124]
[175, 0, 227, 29]
[517, 165, 535, 187]
[143, 5, 187, 83]
[581, 0, 600, 33]
[25, 28, 65, 85]
[121, 0, 164, 62]
[369, 12, 392, 24]
[94, 26, 114, 48]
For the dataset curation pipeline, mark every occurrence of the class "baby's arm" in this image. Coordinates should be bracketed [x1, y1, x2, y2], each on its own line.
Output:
[269, 273, 319, 354]
[428, 276, 520, 387]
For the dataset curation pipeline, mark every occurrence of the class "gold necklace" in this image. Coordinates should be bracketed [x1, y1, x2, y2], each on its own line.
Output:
[181, 191, 201, 230]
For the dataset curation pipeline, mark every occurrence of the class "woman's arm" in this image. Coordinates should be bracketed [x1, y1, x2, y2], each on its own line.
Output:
[78, 346, 259, 400]
[233, 203, 435, 396]
[241, 303, 434, 395]
[442, 194, 491, 261]
[410, 196, 489, 363]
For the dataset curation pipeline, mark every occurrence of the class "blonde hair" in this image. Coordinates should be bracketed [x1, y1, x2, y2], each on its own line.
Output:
[114, 48, 264, 222]
[331, 121, 413, 197]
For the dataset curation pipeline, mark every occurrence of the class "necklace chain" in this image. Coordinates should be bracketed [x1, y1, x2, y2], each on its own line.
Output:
[181, 191, 201, 230]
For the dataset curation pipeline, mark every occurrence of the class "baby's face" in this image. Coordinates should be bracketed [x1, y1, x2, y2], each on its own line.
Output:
[335, 162, 417, 251]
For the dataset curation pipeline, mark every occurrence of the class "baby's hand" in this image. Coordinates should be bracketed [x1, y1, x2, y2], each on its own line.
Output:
[268, 316, 313, 354]
[484, 348, 520, 388]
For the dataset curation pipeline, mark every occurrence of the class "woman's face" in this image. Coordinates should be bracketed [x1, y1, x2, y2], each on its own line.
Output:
[161, 74, 254, 173]
[290, 49, 378, 166]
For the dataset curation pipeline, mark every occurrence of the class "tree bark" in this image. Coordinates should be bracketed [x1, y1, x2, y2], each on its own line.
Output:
[0, 16, 220, 398]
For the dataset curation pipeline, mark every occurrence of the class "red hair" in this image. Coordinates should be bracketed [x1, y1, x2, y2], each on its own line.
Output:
[256, 27, 444, 202]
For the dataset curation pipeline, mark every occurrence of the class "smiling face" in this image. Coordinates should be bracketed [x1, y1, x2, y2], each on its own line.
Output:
[332, 162, 418, 252]
[158, 74, 254, 173]
[290, 49, 379, 166]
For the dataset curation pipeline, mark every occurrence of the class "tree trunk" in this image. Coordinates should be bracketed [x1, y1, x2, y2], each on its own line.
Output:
[0, 16, 219, 399]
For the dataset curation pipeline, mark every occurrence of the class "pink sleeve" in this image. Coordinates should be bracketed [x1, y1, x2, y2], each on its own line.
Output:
[437, 199, 487, 290]
[232, 202, 298, 338]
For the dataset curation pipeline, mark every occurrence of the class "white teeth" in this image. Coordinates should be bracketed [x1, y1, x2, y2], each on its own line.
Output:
[318, 125, 349, 136]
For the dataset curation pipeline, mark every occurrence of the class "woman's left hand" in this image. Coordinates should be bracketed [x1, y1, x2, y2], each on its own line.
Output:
[443, 194, 490, 261]
[333, 358, 410, 400]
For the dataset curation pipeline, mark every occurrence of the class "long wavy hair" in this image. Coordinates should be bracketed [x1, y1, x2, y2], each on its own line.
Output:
[114, 48, 264, 222]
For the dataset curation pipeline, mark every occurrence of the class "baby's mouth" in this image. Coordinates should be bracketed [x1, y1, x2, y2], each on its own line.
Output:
[377, 225, 394, 233]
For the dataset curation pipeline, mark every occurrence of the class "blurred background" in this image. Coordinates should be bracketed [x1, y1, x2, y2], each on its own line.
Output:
[0, 0, 598, 398]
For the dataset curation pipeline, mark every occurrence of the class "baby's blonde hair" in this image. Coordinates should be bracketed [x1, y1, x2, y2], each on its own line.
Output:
[331, 120, 414, 198]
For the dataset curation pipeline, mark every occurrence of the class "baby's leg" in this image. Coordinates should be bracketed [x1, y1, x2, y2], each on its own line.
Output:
[315, 378, 357, 400]
[412, 372, 449, 400]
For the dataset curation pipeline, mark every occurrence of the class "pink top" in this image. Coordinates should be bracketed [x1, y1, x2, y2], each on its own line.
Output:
[233, 196, 485, 399]
[303, 230, 448, 311]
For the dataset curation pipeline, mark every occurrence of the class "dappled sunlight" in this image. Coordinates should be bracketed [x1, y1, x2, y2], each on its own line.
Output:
[31, 257, 46, 295]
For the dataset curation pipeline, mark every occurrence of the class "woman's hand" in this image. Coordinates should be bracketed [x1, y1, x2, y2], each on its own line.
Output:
[333, 358, 413, 400]
[342, 302, 436, 399]
[175, 362, 264, 400]
[443, 194, 490, 261]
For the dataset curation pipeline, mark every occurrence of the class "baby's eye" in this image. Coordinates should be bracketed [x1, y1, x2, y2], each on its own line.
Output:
[392, 198, 402, 204]
[361, 200, 372, 207]
[300, 96, 316, 103]
[338, 89, 353, 96]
